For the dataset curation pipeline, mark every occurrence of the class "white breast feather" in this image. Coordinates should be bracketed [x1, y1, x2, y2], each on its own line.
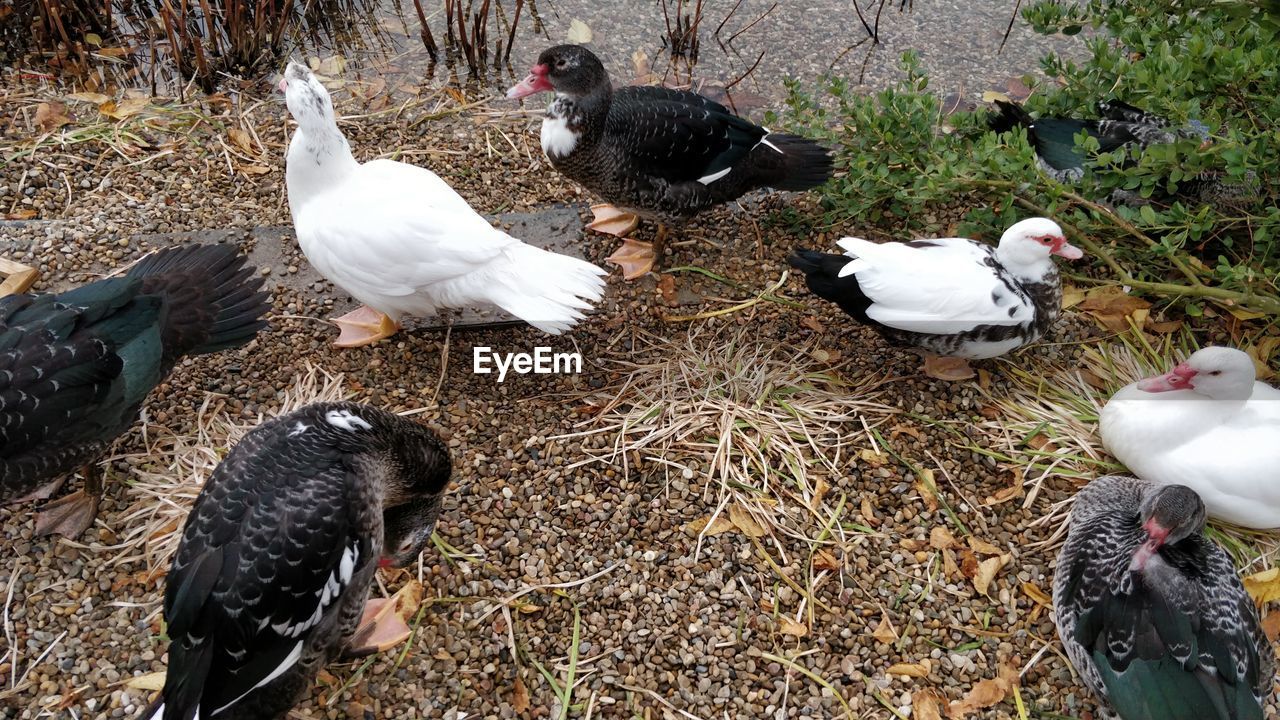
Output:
[541, 115, 578, 157]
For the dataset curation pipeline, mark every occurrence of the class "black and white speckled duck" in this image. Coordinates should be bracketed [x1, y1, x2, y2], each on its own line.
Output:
[0, 244, 269, 536]
[142, 402, 452, 720]
[787, 218, 1082, 380]
[1053, 476, 1273, 720]
[507, 44, 832, 275]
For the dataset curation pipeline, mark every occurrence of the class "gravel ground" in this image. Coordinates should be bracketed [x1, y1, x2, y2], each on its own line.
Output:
[0, 20, 1271, 720]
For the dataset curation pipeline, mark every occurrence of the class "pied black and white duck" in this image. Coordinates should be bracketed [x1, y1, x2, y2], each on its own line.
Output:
[142, 401, 452, 720]
[506, 44, 833, 279]
[1100, 346, 1280, 529]
[281, 62, 606, 347]
[1053, 476, 1273, 720]
[987, 98, 1204, 182]
[0, 244, 269, 536]
[787, 217, 1082, 380]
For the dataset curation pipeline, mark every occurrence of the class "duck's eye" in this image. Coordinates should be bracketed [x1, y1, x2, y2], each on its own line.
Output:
[1209, 370, 1222, 376]
[556, 59, 567, 69]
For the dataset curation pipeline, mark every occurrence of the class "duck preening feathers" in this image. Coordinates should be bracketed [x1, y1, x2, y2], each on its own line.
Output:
[507, 44, 832, 276]
[282, 61, 606, 347]
[787, 217, 1081, 380]
[1053, 476, 1273, 719]
[0, 244, 270, 536]
[142, 401, 452, 720]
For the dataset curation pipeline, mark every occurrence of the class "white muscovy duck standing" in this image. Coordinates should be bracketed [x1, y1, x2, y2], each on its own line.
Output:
[1099, 346, 1280, 528]
[787, 217, 1083, 380]
[281, 62, 607, 347]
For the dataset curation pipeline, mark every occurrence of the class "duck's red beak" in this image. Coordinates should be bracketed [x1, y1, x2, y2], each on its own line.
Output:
[1130, 518, 1169, 570]
[378, 556, 393, 568]
[1137, 362, 1196, 393]
[1050, 236, 1083, 260]
[506, 64, 553, 99]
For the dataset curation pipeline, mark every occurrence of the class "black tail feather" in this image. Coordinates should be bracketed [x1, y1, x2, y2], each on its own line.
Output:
[767, 134, 834, 191]
[127, 244, 271, 360]
[987, 99, 1035, 134]
[786, 249, 874, 323]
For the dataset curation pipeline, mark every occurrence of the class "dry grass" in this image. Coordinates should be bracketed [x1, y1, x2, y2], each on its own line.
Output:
[101, 365, 352, 589]
[554, 323, 899, 622]
[974, 326, 1279, 571]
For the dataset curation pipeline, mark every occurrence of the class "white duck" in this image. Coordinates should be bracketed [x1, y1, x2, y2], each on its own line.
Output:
[788, 217, 1083, 379]
[1100, 346, 1280, 528]
[281, 62, 607, 347]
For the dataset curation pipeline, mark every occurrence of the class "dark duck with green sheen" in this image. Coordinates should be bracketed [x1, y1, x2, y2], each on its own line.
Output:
[506, 44, 832, 256]
[142, 402, 452, 720]
[1054, 476, 1273, 720]
[987, 98, 1207, 182]
[0, 244, 270, 536]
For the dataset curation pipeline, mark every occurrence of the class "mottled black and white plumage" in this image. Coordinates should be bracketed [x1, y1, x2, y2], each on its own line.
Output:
[0, 244, 269, 505]
[506, 44, 832, 225]
[143, 402, 452, 720]
[1053, 476, 1273, 720]
[787, 218, 1082, 360]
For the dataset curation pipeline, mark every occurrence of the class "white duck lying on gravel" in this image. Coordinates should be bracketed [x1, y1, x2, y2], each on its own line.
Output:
[1100, 346, 1280, 528]
[788, 217, 1082, 380]
[281, 62, 607, 347]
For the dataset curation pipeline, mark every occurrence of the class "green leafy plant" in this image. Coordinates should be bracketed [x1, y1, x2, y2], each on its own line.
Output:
[780, 0, 1280, 316]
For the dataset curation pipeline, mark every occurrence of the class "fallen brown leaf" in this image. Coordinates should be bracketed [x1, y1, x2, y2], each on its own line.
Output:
[1247, 337, 1279, 380]
[943, 548, 960, 578]
[237, 164, 273, 176]
[801, 316, 824, 333]
[930, 526, 958, 550]
[778, 616, 808, 637]
[1077, 285, 1152, 332]
[6, 209, 37, 220]
[871, 615, 899, 644]
[1244, 568, 1280, 604]
[513, 676, 531, 713]
[860, 496, 879, 526]
[947, 677, 1010, 717]
[968, 536, 1002, 555]
[973, 554, 1011, 598]
[98, 96, 151, 120]
[886, 659, 931, 678]
[656, 273, 678, 305]
[1261, 612, 1280, 643]
[34, 101, 71, 132]
[812, 549, 841, 572]
[1021, 582, 1052, 609]
[228, 127, 257, 154]
[685, 514, 736, 536]
[959, 549, 980, 580]
[728, 503, 768, 538]
[914, 690, 945, 720]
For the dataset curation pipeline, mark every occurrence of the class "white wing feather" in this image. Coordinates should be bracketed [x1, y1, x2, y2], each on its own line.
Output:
[834, 236, 1033, 335]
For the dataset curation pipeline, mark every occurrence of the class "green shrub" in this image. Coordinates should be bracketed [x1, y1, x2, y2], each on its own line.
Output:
[779, 0, 1279, 316]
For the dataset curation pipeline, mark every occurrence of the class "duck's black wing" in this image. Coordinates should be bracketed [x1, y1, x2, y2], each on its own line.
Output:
[151, 409, 379, 720]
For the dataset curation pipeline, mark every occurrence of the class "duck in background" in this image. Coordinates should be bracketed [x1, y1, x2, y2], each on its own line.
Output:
[282, 62, 607, 347]
[788, 217, 1081, 380]
[1053, 476, 1272, 720]
[0, 244, 270, 536]
[507, 44, 833, 279]
[142, 402, 452, 720]
[1100, 346, 1280, 529]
